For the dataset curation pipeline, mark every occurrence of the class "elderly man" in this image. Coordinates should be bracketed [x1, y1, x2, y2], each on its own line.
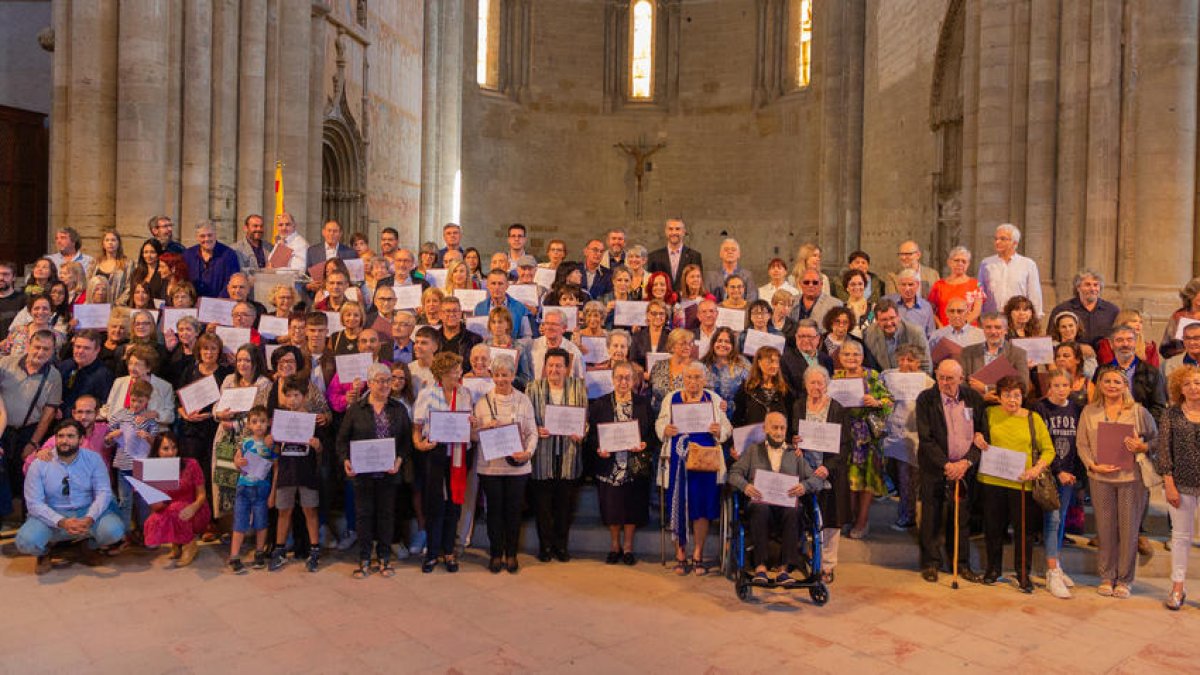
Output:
[704, 238, 757, 303]
[1106, 323, 1167, 420]
[475, 268, 534, 339]
[232, 213, 268, 271]
[979, 223, 1043, 316]
[57, 331, 114, 416]
[436, 223, 464, 266]
[833, 250, 886, 304]
[928, 298, 985, 356]
[267, 212, 309, 275]
[915, 359, 989, 583]
[16, 419, 125, 574]
[647, 218, 703, 291]
[47, 227, 96, 276]
[694, 299, 721, 357]
[0, 261, 27, 341]
[1164, 322, 1200, 379]
[1, 330, 64, 517]
[438, 296, 482, 362]
[1049, 269, 1119, 348]
[789, 269, 843, 326]
[863, 300, 932, 373]
[581, 239, 613, 299]
[960, 313, 1030, 398]
[599, 228, 627, 269]
[888, 240, 940, 297]
[148, 215, 187, 255]
[305, 219, 356, 273]
[226, 272, 267, 320]
[781, 319, 836, 396]
[883, 269, 936, 338]
[519, 308, 584, 382]
[183, 221, 241, 299]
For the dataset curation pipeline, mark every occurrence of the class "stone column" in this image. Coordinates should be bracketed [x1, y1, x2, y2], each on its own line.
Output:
[419, 0, 463, 244]
[163, 0, 184, 223]
[308, 5, 329, 241]
[971, 0, 1016, 253]
[1023, 0, 1059, 284]
[816, 0, 845, 255]
[180, 0, 213, 237]
[1053, 0, 1090, 290]
[115, 0, 169, 242]
[274, 0, 312, 230]
[1082, 0, 1122, 283]
[236, 0, 268, 233]
[210, 0, 241, 240]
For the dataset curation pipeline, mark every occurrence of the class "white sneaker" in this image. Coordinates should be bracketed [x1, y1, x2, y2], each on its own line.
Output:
[1047, 569, 1072, 599]
[336, 530, 358, 551]
[1060, 569, 1075, 588]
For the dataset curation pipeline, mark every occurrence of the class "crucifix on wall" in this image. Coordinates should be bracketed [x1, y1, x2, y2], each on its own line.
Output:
[615, 137, 666, 219]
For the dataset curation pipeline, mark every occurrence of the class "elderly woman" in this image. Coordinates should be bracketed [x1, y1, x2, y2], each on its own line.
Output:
[1162, 277, 1200, 359]
[821, 307, 878, 372]
[656, 360, 733, 575]
[527, 348, 589, 562]
[163, 315, 201, 386]
[979, 376, 1055, 592]
[100, 310, 130, 373]
[84, 276, 111, 309]
[168, 280, 197, 309]
[596, 329, 645, 395]
[338, 363, 411, 579]
[411, 352, 477, 573]
[702, 327, 750, 422]
[1157, 365, 1200, 609]
[769, 289, 796, 335]
[268, 284, 299, 318]
[929, 245, 984, 327]
[574, 301, 609, 360]
[650, 328, 696, 409]
[833, 339, 893, 539]
[473, 354, 538, 573]
[1077, 365, 1159, 598]
[142, 432, 210, 567]
[586, 360, 656, 565]
[117, 309, 169, 378]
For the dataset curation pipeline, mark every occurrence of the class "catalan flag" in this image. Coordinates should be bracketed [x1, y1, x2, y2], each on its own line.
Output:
[273, 160, 284, 240]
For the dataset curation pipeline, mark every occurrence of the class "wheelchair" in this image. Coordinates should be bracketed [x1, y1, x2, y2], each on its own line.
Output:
[723, 489, 829, 605]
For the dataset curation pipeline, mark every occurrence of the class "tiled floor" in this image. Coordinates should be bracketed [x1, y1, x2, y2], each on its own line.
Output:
[2, 543, 1198, 673]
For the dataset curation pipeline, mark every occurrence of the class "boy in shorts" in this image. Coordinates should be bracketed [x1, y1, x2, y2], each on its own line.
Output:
[269, 376, 323, 572]
[228, 406, 276, 574]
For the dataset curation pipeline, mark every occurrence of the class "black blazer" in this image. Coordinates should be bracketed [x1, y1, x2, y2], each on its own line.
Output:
[732, 386, 794, 430]
[629, 326, 670, 371]
[305, 243, 356, 271]
[584, 393, 658, 479]
[915, 385, 989, 482]
[336, 397, 413, 480]
[780, 347, 836, 399]
[791, 397, 854, 528]
[646, 246, 703, 291]
[582, 266, 613, 300]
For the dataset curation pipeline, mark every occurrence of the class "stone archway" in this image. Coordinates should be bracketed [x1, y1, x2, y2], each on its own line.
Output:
[322, 112, 366, 234]
[929, 0, 965, 268]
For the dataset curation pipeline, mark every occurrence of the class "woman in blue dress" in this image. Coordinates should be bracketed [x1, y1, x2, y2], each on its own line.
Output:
[702, 326, 750, 423]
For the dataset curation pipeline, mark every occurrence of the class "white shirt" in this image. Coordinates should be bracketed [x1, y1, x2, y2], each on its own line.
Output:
[929, 325, 985, 350]
[521, 337, 585, 381]
[758, 281, 799, 303]
[48, 251, 96, 276]
[324, 244, 338, 261]
[271, 232, 309, 274]
[978, 252, 1042, 316]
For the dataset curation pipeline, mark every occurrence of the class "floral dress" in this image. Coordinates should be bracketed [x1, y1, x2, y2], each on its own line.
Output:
[705, 360, 750, 422]
[835, 368, 894, 495]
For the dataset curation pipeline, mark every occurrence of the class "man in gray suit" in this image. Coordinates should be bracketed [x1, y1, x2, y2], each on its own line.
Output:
[788, 269, 843, 327]
[863, 299, 932, 373]
[960, 312, 1030, 400]
[231, 214, 268, 272]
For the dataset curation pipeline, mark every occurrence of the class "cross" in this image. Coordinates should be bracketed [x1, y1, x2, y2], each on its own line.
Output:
[615, 138, 666, 219]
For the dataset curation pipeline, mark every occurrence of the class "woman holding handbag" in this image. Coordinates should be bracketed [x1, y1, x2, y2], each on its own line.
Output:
[1155, 365, 1200, 610]
[655, 361, 733, 576]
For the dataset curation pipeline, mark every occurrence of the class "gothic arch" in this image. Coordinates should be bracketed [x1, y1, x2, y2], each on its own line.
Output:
[929, 0, 965, 268]
[322, 110, 366, 234]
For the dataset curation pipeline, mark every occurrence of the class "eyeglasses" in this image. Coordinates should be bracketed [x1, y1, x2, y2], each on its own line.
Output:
[61, 476, 70, 496]
[377, 297, 396, 302]
[801, 281, 821, 286]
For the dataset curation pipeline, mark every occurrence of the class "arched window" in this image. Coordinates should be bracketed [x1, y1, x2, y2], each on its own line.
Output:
[477, 0, 501, 88]
[787, 0, 813, 89]
[629, 0, 655, 99]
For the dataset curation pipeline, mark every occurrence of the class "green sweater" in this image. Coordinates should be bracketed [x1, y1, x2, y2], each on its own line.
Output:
[978, 407, 1055, 491]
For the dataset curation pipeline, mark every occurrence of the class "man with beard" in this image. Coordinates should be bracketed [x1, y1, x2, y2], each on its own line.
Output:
[0, 261, 26, 342]
[1049, 270, 1120, 349]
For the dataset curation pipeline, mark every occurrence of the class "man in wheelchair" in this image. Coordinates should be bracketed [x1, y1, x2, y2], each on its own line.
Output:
[728, 412, 824, 587]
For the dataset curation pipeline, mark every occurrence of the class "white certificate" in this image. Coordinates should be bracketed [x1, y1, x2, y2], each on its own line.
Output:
[672, 402, 715, 434]
[1176, 317, 1200, 340]
[178, 375, 221, 414]
[507, 284, 540, 308]
[428, 410, 471, 444]
[828, 377, 866, 408]
[241, 450, 273, 481]
[883, 372, 931, 402]
[716, 307, 746, 332]
[581, 336, 609, 365]
[214, 326, 252, 354]
[613, 301, 649, 327]
[741, 329, 786, 357]
[323, 311, 344, 333]
[215, 386, 259, 414]
[197, 297, 237, 326]
[122, 426, 151, 460]
[394, 284, 424, 310]
[161, 307, 198, 332]
[74, 304, 111, 330]
[271, 410, 317, 444]
[124, 476, 171, 505]
[753, 470, 800, 508]
[423, 268, 448, 288]
[264, 344, 280, 363]
[646, 351, 670, 373]
[543, 404, 586, 437]
[344, 257, 366, 283]
[1012, 337, 1055, 367]
[979, 445, 1027, 482]
[135, 457, 180, 483]
[335, 352, 373, 382]
[794, 420, 842, 454]
[488, 346, 520, 365]
[533, 267, 557, 289]
[732, 424, 766, 456]
[597, 421, 642, 453]
[478, 423, 525, 461]
[350, 438, 397, 474]
[454, 289, 487, 311]
[462, 376, 495, 403]
[258, 315, 289, 340]
[465, 316, 491, 339]
[585, 369, 614, 398]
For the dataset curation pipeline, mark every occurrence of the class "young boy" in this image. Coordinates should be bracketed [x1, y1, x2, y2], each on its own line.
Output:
[105, 379, 159, 539]
[228, 406, 277, 574]
[269, 376, 323, 572]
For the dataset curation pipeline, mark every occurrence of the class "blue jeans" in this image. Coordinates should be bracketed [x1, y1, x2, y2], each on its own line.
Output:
[15, 504, 126, 556]
[1042, 482, 1075, 561]
[233, 482, 272, 533]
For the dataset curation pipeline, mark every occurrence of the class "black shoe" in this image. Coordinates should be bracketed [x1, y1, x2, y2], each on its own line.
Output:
[1017, 576, 1034, 594]
[421, 556, 438, 573]
[605, 551, 621, 565]
[228, 558, 248, 575]
[983, 569, 999, 585]
[554, 548, 571, 563]
[622, 551, 637, 566]
[537, 549, 553, 563]
[489, 557, 504, 574]
[958, 567, 983, 584]
[921, 567, 939, 582]
[305, 548, 320, 573]
[444, 557, 460, 573]
[506, 557, 520, 574]
[251, 549, 267, 570]
[268, 549, 286, 572]
[35, 555, 52, 575]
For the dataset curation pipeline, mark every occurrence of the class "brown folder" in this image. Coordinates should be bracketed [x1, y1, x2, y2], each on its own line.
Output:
[268, 243, 293, 269]
[1096, 422, 1136, 471]
[971, 354, 1019, 386]
[930, 338, 963, 365]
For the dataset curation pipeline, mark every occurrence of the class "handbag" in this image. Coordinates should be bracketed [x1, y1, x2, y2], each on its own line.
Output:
[1027, 414, 1060, 511]
[212, 437, 242, 489]
[684, 442, 721, 473]
[1133, 409, 1163, 489]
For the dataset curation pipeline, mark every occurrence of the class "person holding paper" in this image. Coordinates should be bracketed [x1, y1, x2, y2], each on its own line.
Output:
[733, 347, 793, 432]
[267, 377, 325, 573]
[175, 334, 233, 499]
[337, 364, 412, 579]
[629, 299, 671, 376]
[474, 269, 534, 340]
[655, 361, 733, 576]
[1032, 368, 1086, 598]
[265, 212, 308, 275]
[880, 345, 935, 531]
[224, 407, 277, 574]
[677, 267, 715, 330]
[1156, 365, 1200, 609]
[598, 265, 641, 329]
[978, 376, 1055, 591]
[211, 345, 273, 520]
[929, 298, 986, 362]
[573, 301, 609, 363]
[104, 378, 160, 545]
[1077, 366, 1159, 598]
[649, 327, 696, 410]
[142, 433, 210, 568]
[729, 412, 824, 586]
[328, 301, 366, 356]
[961, 312, 1030, 400]
[593, 329, 645, 396]
[327, 329, 388, 414]
[833, 340, 893, 540]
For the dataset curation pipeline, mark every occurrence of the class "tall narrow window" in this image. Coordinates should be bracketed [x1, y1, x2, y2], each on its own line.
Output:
[786, 0, 813, 89]
[629, 0, 655, 99]
[477, 0, 501, 89]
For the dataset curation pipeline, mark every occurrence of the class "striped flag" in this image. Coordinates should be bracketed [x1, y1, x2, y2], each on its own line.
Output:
[273, 160, 284, 241]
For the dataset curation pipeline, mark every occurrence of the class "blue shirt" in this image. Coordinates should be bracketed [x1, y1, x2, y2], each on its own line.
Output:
[183, 242, 241, 299]
[392, 340, 414, 365]
[475, 296, 535, 339]
[883, 293, 936, 338]
[237, 437, 278, 486]
[25, 449, 113, 528]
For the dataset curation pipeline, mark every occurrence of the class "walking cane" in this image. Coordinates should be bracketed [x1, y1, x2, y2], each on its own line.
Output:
[659, 483, 666, 566]
[951, 479, 960, 590]
[1019, 481, 1028, 592]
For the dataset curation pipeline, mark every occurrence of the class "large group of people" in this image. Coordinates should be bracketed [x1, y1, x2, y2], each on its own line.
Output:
[0, 215, 1197, 611]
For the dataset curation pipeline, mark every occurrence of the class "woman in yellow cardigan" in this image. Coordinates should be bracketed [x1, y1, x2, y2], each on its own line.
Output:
[979, 375, 1055, 592]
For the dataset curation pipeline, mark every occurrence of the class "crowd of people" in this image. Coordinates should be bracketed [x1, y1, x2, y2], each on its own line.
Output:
[0, 214, 1198, 610]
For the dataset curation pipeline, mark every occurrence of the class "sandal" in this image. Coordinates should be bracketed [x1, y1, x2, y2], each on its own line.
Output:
[352, 561, 372, 580]
[672, 558, 690, 576]
[692, 559, 708, 576]
[378, 562, 395, 578]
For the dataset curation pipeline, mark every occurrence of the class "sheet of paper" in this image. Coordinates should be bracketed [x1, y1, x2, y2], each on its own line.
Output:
[161, 307, 198, 332]
[1012, 337, 1054, 367]
[585, 369, 614, 398]
[73, 303, 112, 330]
[732, 424, 766, 456]
[581, 336, 609, 365]
[423, 268, 448, 288]
[1176, 317, 1200, 340]
[257, 315, 289, 340]
[597, 421, 641, 453]
[197, 297, 237, 326]
[141, 309, 160, 325]
[741, 329, 785, 357]
[135, 457, 180, 482]
[478, 423, 525, 461]
[827, 377, 866, 408]
[645, 351, 670, 374]
[883, 371, 931, 402]
[533, 267, 557, 289]
[213, 326, 252, 354]
[794, 420, 842, 454]
[979, 445, 1027, 482]
[178, 375, 221, 414]
[350, 438, 397, 474]
[268, 243, 293, 269]
[543, 404, 586, 437]
[215, 386, 259, 414]
[122, 426, 151, 460]
[930, 337, 964, 364]
[264, 344, 280, 363]
[453, 288, 487, 311]
[716, 307, 746, 332]
[672, 401, 715, 434]
[461, 376, 495, 403]
[323, 311, 344, 333]
[394, 284, 423, 310]
[464, 315, 491, 339]
[488, 346, 520, 366]
[752, 470, 800, 507]
[124, 475, 171, 505]
[507, 284, 540, 308]
[344, 257, 366, 283]
[335, 352, 373, 383]
[428, 410, 471, 444]
[271, 410, 317, 444]
[1097, 421, 1136, 471]
[613, 301, 649, 327]
[241, 450, 273, 481]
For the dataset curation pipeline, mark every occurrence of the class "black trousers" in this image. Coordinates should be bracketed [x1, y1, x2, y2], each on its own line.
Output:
[981, 482, 1038, 580]
[1, 425, 37, 516]
[355, 476, 398, 562]
[746, 502, 800, 569]
[530, 478, 577, 554]
[421, 450, 461, 558]
[918, 476, 973, 571]
[480, 474, 528, 557]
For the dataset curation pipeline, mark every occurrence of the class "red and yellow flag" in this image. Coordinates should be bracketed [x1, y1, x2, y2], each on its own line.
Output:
[273, 160, 284, 240]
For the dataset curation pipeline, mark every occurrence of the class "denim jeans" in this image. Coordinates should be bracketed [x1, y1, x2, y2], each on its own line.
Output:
[15, 504, 126, 555]
[1041, 482, 1075, 561]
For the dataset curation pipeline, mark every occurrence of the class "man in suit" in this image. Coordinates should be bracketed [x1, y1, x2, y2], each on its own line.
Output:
[788, 269, 843, 327]
[703, 238, 757, 303]
[915, 359, 988, 583]
[647, 218, 702, 291]
[728, 412, 825, 586]
[781, 319, 835, 397]
[231, 213, 268, 272]
[305, 219, 356, 272]
[862, 300, 932, 373]
[580, 239, 613, 299]
[960, 312, 1030, 399]
[435, 222, 464, 266]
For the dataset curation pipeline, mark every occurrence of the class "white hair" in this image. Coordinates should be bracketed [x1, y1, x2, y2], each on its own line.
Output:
[947, 245, 972, 262]
[896, 268, 920, 282]
[490, 353, 517, 374]
[804, 365, 831, 385]
[997, 223, 1021, 243]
